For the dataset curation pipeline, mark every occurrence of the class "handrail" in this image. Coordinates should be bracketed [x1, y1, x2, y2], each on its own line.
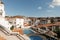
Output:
[0, 26, 25, 40]
[30, 28, 58, 40]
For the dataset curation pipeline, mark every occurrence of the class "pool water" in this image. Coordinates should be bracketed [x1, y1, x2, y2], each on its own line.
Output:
[23, 29, 34, 34]
[23, 29, 43, 40]
[30, 36, 43, 40]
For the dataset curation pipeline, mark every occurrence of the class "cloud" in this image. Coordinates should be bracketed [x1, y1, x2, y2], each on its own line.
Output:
[38, 6, 42, 10]
[49, 0, 60, 8]
[49, 5, 55, 8]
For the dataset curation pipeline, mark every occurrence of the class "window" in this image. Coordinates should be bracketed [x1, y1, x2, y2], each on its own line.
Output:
[0, 9, 3, 16]
[0, 12, 2, 15]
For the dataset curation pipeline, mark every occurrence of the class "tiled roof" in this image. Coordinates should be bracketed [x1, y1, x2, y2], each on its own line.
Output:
[12, 28, 24, 35]
[37, 22, 60, 28]
[43, 24, 53, 27]
[5, 16, 24, 19]
[24, 22, 31, 27]
[37, 24, 53, 28]
[54, 22, 60, 26]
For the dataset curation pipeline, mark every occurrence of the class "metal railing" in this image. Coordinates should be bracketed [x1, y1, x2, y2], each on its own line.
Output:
[30, 27, 58, 40]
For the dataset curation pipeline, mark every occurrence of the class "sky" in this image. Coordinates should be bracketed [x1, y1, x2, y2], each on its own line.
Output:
[2, 0, 60, 17]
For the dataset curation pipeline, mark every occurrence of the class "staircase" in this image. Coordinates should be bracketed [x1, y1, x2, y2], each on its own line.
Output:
[0, 17, 30, 40]
[0, 26, 31, 40]
[0, 26, 26, 40]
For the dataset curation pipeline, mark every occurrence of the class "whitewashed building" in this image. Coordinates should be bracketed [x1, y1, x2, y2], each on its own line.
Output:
[0, 0, 12, 30]
[0, 0, 32, 29]
[15, 18, 25, 28]
[0, 1, 5, 17]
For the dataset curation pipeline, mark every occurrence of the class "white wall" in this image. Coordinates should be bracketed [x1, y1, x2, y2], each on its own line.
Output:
[16, 18, 25, 28]
[0, 17, 12, 30]
[0, 4, 5, 17]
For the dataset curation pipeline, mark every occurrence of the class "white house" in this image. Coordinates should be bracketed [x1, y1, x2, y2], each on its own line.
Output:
[0, 1, 5, 17]
[0, 0, 31, 30]
[0, 0, 12, 30]
[15, 18, 25, 28]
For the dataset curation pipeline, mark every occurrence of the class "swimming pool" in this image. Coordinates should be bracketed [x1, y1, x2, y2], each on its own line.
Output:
[23, 29, 34, 34]
[23, 29, 43, 40]
[30, 36, 43, 40]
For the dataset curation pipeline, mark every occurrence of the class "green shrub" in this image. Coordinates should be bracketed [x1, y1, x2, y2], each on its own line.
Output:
[10, 26, 14, 30]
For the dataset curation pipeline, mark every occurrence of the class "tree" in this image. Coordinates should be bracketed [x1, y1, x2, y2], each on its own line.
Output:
[10, 26, 14, 30]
